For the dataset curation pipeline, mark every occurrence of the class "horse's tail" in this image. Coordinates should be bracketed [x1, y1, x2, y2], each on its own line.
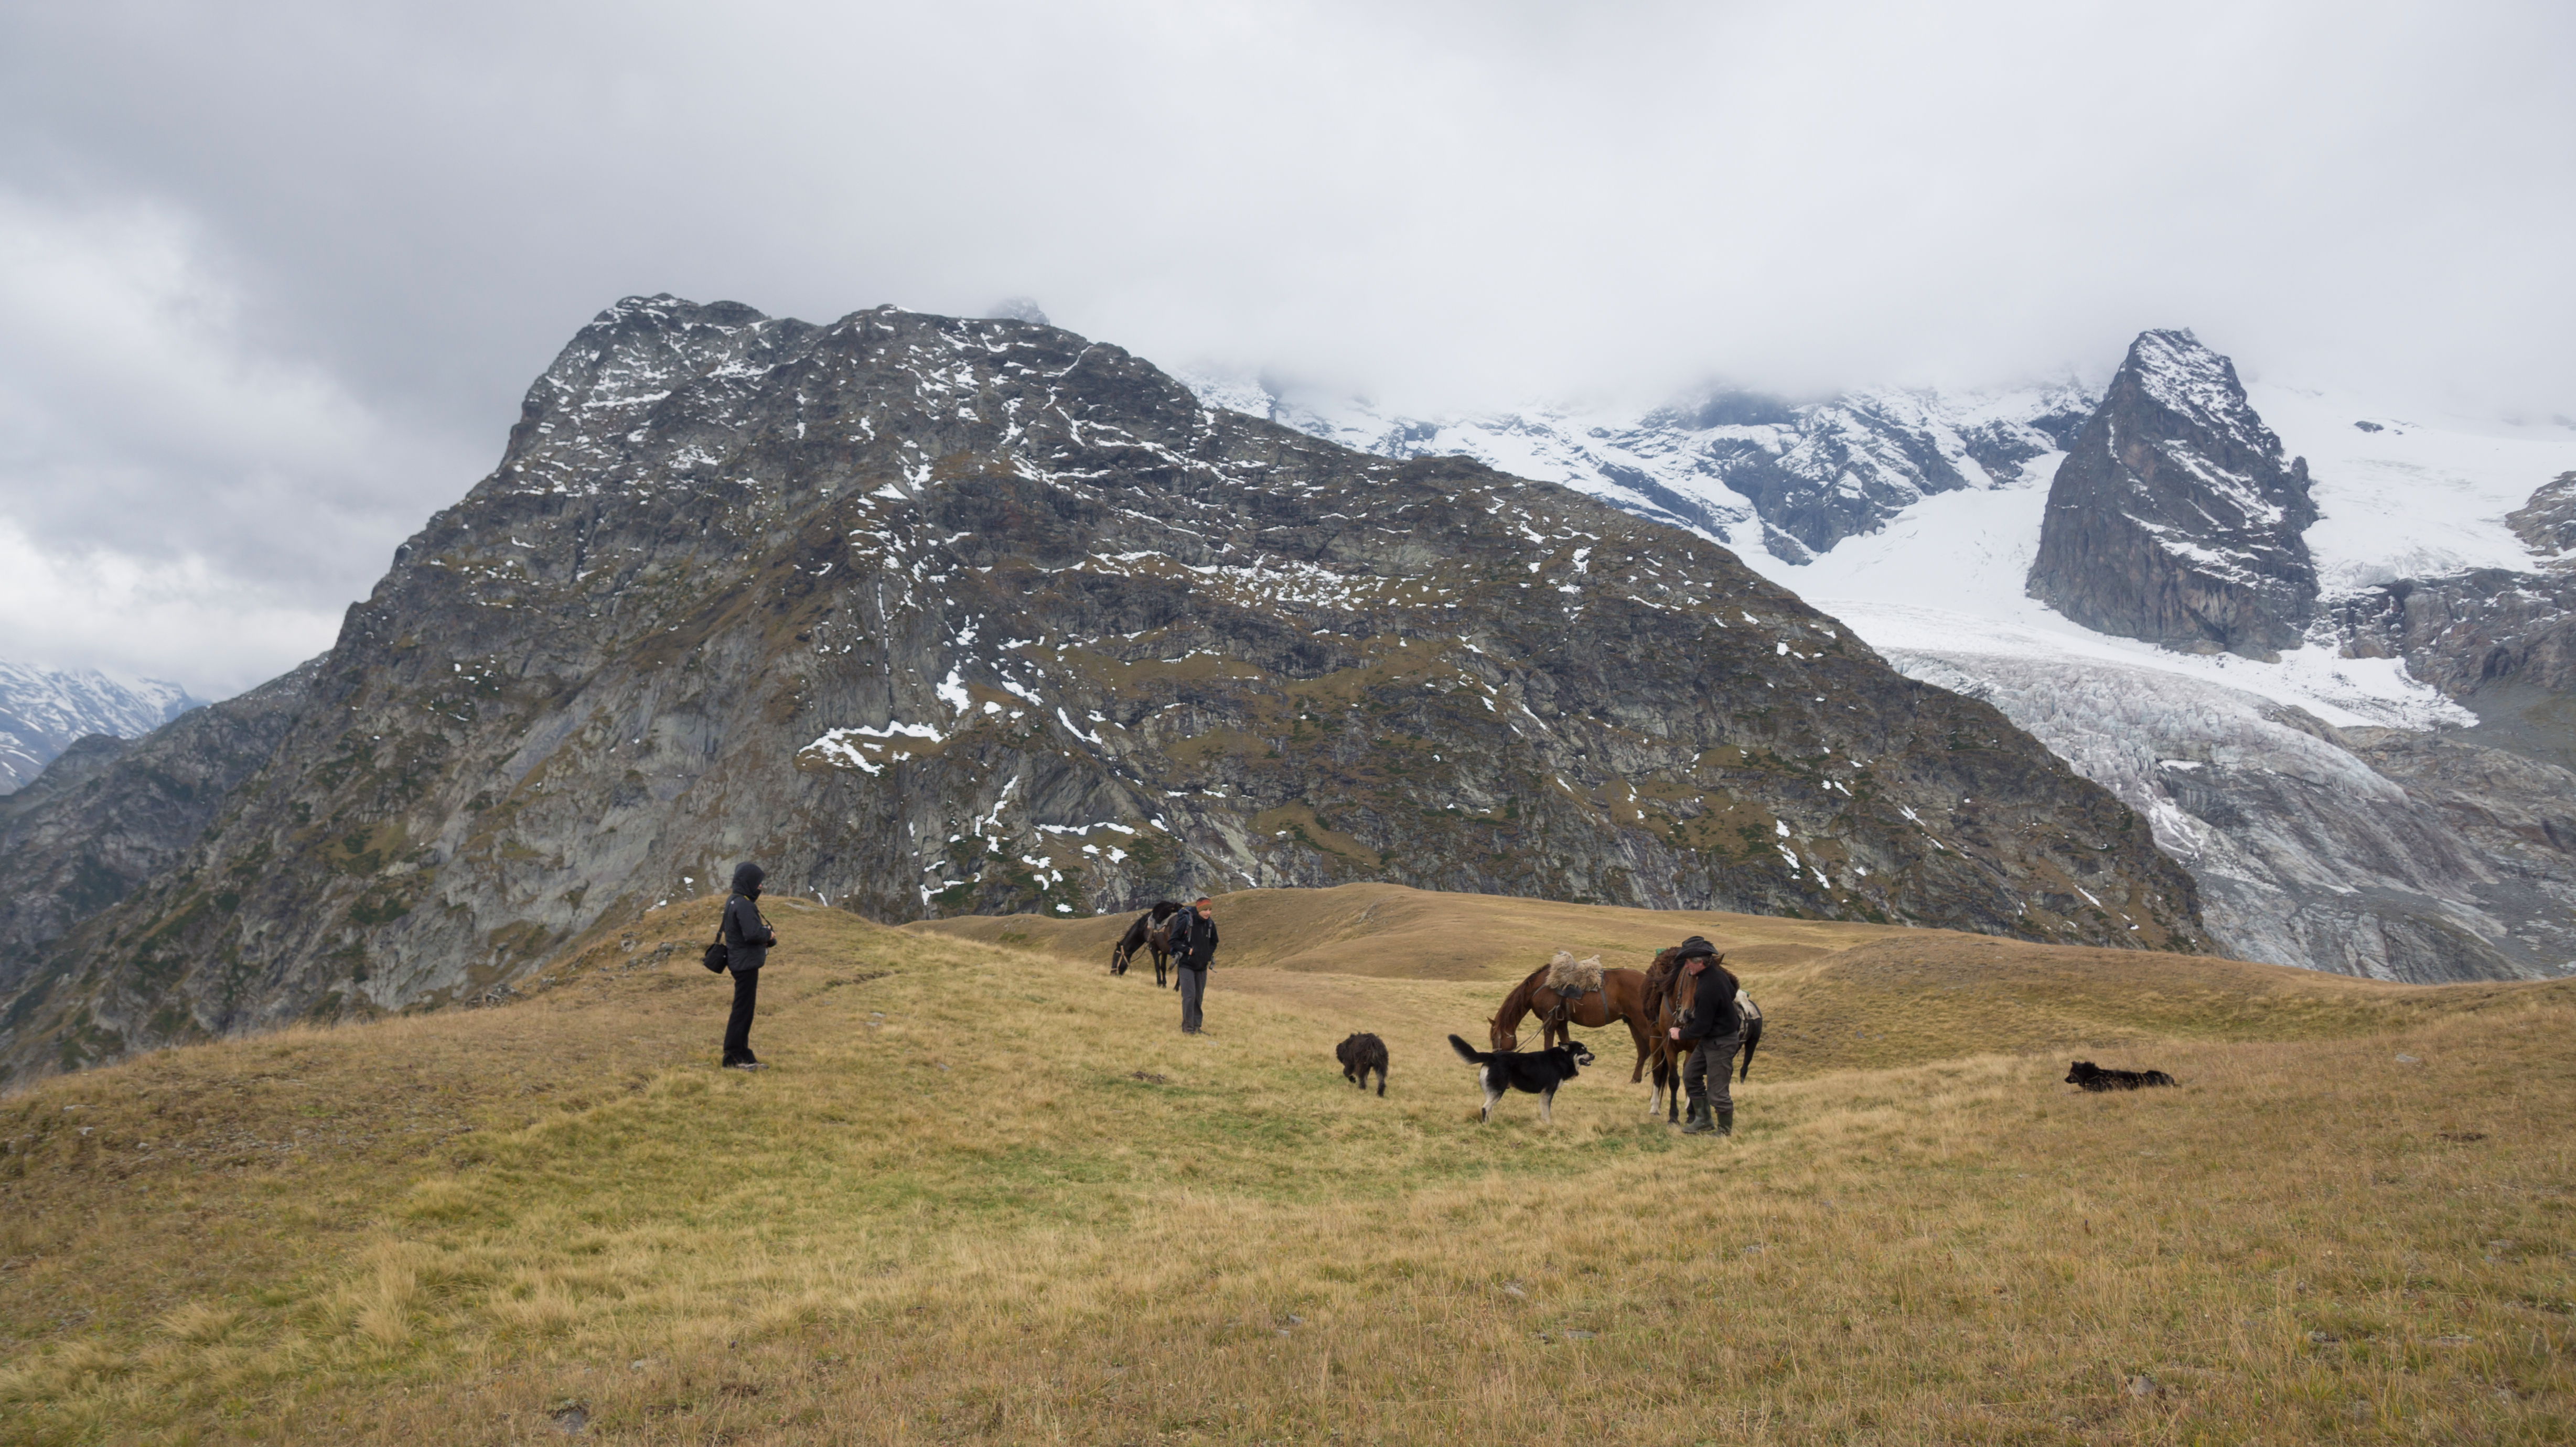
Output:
[1737, 994, 1763, 1082]
[1448, 1034, 1493, 1066]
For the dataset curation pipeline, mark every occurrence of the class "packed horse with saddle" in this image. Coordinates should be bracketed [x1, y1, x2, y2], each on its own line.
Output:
[1472, 934, 1762, 1134]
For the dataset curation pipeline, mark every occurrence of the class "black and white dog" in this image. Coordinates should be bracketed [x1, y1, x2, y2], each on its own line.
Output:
[1337, 1033, 1389, 1096]
[2065, 1060, 2177, 1092]
[1449, 1034, 1594, 1124]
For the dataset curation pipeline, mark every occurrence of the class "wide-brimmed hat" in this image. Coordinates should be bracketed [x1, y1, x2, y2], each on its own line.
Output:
[1677, 935, 1719, 960]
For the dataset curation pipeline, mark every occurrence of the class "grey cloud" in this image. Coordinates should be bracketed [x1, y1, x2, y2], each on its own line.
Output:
[1, 0, 2570, 693]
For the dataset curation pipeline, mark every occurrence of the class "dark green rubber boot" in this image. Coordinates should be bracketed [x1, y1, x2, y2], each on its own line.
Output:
[1715, 1108, 1735, 1137]
[1681, 1096, 1716, 1135]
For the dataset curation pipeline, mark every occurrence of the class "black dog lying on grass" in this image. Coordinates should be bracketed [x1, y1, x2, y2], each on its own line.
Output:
[2066, 1060, 2177, 1092]
[1449, 1034, 1594, 1123]
[1336, 1033, 1389, 1096]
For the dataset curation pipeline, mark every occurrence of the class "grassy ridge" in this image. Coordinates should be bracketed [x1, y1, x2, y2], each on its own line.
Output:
[1, 892, 2570, 1443]
[908, 881, 1925, 981]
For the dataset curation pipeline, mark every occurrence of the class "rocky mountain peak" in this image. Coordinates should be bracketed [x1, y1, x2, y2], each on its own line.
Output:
[2026, 329, 2319, 657]
[0, 298, 2205, 1085]
[2123, 330, 2264, 442]
[0, 662, 206, 793]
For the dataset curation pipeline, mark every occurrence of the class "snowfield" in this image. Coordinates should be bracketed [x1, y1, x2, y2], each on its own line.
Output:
[1753, 457, 2476, 733]
[2248, 381, 2576, 591]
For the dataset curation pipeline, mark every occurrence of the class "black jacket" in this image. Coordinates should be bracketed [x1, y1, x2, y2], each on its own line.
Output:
[722, 893, 776, 971]
[1675, 964, 1741, 1042]
[1170, 910, 1219, 969]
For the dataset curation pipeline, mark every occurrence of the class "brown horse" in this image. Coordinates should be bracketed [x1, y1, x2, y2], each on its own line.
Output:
[1487, 964, 1659, 1098]
[1641, 947, 1692, 1122]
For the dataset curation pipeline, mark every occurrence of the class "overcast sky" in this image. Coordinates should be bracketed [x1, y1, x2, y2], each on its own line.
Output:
[2, 0, 2570, 696]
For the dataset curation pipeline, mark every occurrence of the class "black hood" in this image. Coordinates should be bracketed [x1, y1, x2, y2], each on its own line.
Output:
[731, 861, 765, 897]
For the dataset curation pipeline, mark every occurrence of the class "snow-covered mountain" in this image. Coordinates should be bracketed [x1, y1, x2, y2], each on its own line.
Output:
[1187, 339, 2576, 982]
[1181, 370, 2096, 564]
[0, 661, 205, 793]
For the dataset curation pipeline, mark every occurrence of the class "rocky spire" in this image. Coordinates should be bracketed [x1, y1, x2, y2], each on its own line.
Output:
[2025, 329, 2318, 656]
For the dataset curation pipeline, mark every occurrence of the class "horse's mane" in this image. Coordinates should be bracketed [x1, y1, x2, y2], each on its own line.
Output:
[1643, 947, 1683, 1014]
[1491, 967, 1547, 1033]
[1647, 948, 1733, 1016]
[1148, 900, 1182, 921]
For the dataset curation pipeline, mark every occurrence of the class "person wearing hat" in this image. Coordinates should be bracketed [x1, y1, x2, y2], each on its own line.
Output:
[720, 862, 780, 1068]
[1666, 935, 1742, 1136]
[1169, 895, 1220, 1035]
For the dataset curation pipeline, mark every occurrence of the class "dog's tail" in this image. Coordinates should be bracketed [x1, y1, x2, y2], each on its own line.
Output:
[1448, 1034, 1493, 1066]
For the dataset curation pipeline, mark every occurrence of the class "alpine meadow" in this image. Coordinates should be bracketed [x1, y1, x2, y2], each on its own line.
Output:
[2, 886, 2571, 1443]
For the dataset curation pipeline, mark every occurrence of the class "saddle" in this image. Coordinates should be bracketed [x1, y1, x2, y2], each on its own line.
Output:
[1540, 950, 1604, 1022]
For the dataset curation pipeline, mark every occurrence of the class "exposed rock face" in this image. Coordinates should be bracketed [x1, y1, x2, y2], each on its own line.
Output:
[1190, 375, 2097, 561]
[0, 661, 206, 792]
[0, 662, 320, 995]
[0, 297, 2203, 1083]
[1895, 651, 2575, 982]
[2026, 330, 2319, 656]
[2507, 471, 2576, 569]
[2330, 568, 2576, 769]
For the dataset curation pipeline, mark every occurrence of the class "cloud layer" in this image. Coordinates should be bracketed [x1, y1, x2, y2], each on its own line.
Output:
[2, 0, 2570, 693]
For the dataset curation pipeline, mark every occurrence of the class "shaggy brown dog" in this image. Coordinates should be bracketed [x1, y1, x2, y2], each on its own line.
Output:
[2065, 1060, 2177, 1092]
[1336, 1032, 1388, 1095]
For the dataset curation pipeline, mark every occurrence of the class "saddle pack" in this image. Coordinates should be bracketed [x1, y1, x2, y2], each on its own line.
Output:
[1540, 951, 1605, 1019]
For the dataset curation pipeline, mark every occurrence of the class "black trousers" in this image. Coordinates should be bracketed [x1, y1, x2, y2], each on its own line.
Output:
[1682, 1031, 1741, 1111]
[723, 966, 760, 1063]
[1177, 965, 1206, 1032]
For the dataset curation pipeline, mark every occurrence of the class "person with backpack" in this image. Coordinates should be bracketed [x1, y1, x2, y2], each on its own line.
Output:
[1171, 895, 1219, 1034]
[719, 862, 779, 1069]
[1666, 935, 1742, 1137]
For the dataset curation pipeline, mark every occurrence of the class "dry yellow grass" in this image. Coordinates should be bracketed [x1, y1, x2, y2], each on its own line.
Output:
[0, 889, 2569, 1444]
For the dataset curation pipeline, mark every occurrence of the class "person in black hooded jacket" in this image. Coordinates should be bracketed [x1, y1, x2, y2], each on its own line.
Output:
[720, 862, 779, 1068]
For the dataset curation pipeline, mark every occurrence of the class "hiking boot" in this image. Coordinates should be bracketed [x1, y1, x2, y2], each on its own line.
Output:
[1715, 1108, 1734, 1137]
[1680, 1098, 1715, 1135]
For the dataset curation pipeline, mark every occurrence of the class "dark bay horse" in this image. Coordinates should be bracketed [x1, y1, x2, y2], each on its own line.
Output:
[1487, 963, 1658, 1102]
[1109, 901, 1183, 984]
[1643, 948, 1764, 1122]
